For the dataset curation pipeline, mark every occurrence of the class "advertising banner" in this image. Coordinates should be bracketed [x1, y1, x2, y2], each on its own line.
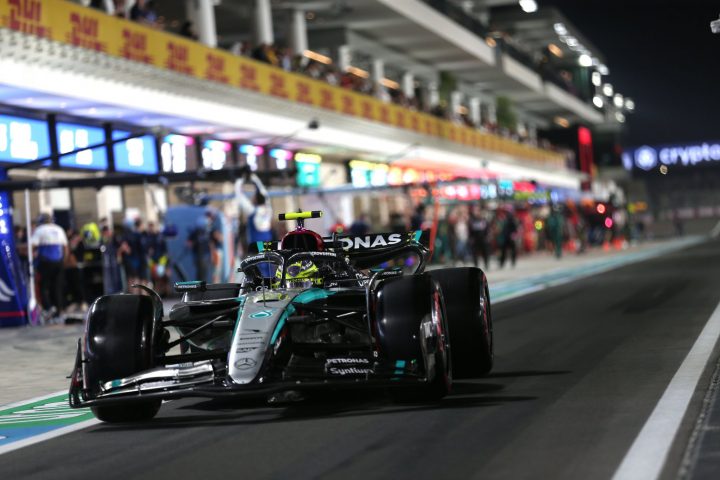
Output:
[0, 168, 28, 327]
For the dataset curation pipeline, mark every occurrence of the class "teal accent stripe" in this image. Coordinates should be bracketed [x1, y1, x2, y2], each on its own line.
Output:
[270, 305, 295, 344]
[256, 241, 265, 252]
[230, 298, 246, 340]
[293, 289, 336, 304]
[413, 230, 422, 242]
[270, 289, 337, 345]
[176, 281, 203, 285]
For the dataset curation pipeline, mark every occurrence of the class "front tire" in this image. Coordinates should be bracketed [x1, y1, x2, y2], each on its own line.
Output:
[84, 294, 162, 422]
[377, 276, 452, 402]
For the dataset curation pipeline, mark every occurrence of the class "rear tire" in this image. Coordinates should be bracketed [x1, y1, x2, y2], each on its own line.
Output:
[430, 268, 493, 378]
[84, 294, 162, 422]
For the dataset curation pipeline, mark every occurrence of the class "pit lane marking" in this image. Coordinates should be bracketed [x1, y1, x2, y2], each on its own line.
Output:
[0, 391, 100, 456]
[612, 298, 720, 480]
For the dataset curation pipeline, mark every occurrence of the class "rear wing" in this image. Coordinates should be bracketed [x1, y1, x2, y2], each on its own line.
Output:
[249, 230, 430, 255]
[323, 230, 430, 252]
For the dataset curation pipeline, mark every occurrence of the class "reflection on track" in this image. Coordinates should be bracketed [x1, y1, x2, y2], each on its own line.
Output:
[90, 381, 538, 433]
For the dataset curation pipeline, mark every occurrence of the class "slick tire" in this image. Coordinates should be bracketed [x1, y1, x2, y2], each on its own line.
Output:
[84, 294, 161, 422]
[430, 267, 493, 378]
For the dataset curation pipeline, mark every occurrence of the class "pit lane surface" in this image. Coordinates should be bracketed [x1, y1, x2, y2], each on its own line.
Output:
[2, 240, 720, 480]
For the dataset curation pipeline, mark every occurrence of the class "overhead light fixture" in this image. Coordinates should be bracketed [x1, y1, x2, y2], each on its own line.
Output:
[578, 54, 593, 67]
[565, 36, 578, 48]
[518, 0, 538, 13]
[591, 71, 601, 86]
[615, 112, 626, 123]
[592, 96, 604, 108]
[303, 49, 332, 65]
[598, 64, 609, 75]
[486, 37, 497, 48]
[602, 83, 614, 97]
[548, 43, 563, 57]
[553, 23, 567, 35]
[381, 78, 400, 90]
[554, 116, 570, 128]
[613, 94, 624, 108]
[346, 66, 369, 78]
[625, 98, 635, 111]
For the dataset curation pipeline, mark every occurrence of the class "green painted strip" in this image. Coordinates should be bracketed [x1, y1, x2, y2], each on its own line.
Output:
[0, 394, 93, 429]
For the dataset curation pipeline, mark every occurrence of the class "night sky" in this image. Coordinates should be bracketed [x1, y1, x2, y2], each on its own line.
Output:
[542, 0, 720, 147]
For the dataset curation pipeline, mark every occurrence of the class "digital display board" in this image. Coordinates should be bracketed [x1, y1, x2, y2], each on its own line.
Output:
[113, 131, 159, 174]
[239, 145, 263, 171]
[269, 149, 292, 170]
[161, 134, 197, 173]
[57, 122, 108, 170]
[202, 140, 231, 170]
[0, 114, 51, 164]
[295, 153, 322, 187]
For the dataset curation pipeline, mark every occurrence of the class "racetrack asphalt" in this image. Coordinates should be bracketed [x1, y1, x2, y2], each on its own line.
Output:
[1, 240, 719, 480]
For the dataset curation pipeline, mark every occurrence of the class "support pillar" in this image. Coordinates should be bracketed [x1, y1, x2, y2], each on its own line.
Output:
[402, 72, 415, 99]
[469, 97, 481, 126]
[450, 91, 463, 120]
[372, 58, 387, 100]
[428, 82, 439, 108]
[487, 101, 497, 125]
[196, 0, 218, 48]
[290, 9, 308, 55]
[185, 0, 217, 47]
[337, 45, 351, 71]
[255, 0, 274, 45]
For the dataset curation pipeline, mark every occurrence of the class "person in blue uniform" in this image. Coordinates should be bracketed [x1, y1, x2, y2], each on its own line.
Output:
[31, 214, 69, 320]
[235, 172, 273, 276]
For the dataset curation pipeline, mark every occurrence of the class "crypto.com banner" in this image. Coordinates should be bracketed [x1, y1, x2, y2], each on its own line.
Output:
[622, 142, 720, 172]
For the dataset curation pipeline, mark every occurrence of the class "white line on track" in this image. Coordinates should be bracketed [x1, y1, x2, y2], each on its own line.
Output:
[710, 219, 720, 239]
[612, 299, 720, 480]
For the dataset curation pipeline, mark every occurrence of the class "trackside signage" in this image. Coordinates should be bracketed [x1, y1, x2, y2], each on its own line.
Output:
[623, 142, 720, 172]
[0, 393, 95, 451]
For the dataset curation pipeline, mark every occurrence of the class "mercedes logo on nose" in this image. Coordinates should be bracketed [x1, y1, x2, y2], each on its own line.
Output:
[234, 358, 257, 370]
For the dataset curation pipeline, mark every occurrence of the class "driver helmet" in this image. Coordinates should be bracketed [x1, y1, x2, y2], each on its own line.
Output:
[274, 259, 321, 288]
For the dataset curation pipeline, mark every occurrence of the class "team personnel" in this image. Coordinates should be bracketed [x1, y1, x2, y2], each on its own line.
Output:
[31, 214, 69, 321]
[235, 172, 273, 276]
[235, 171, 273, 246]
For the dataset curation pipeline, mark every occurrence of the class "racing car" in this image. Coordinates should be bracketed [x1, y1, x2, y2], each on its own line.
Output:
[69, 211, 493, 422]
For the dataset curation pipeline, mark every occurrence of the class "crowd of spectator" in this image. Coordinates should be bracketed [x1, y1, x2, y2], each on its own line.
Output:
[83, 0, 557, 152]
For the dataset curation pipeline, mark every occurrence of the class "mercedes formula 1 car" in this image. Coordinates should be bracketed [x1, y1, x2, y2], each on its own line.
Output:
[69, 211, 493, 422]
